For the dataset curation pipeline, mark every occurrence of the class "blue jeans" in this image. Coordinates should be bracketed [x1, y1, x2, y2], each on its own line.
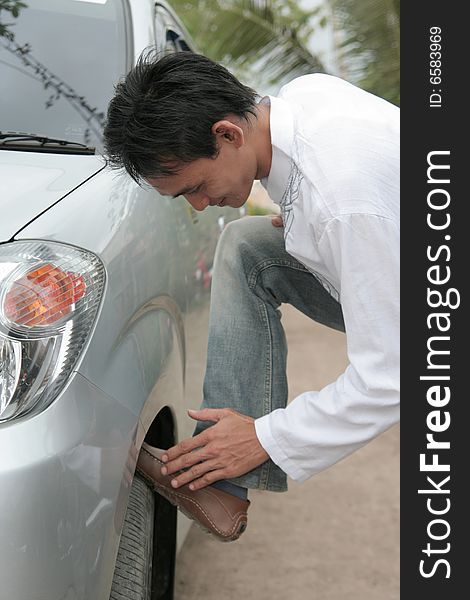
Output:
[194, 216, 345, 491]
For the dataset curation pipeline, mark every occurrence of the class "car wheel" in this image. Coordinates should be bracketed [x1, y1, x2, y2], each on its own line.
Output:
[109, 471, 177, 600]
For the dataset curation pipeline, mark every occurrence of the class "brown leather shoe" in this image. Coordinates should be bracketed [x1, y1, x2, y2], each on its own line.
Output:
[136, 442, 250, 542]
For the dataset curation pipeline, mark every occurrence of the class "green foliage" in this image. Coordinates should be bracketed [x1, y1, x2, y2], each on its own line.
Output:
[171, 0, 326, 92]
[172, 0, 399, 103]
[332, 0, 400, 105]
[246, 202, 275, 216]
[0, 0, 27, 40]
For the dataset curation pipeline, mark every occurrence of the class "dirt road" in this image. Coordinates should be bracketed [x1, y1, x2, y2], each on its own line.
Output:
[175, 304, 399, 600]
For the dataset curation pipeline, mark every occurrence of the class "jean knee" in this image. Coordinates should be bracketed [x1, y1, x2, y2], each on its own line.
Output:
[216, 216, 280, 272]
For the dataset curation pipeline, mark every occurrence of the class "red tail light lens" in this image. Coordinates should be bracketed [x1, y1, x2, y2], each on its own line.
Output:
[4, 263, 86, 327]
[1, 240, 105, 422]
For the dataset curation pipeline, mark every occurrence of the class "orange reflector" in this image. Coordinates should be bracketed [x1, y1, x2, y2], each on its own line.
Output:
[4, 263, 86, 326]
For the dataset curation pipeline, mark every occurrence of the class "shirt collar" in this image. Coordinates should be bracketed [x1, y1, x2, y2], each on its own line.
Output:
[260, 94, 295, 205]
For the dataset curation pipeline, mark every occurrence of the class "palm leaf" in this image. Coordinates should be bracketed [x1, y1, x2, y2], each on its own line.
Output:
[171, 0, 326, 90]
[331, 0, 400, 105]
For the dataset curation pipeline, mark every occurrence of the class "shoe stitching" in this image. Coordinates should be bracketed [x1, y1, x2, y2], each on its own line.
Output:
[136, 465, 245, 538]
[198, 487, 247, 519]
[137, 452, 247, 537]
[136, 455, 247, 538]
[140, 446, 248, 520]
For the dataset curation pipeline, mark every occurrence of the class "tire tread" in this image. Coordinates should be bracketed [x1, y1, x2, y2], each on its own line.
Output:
[109, 474, 154, 600]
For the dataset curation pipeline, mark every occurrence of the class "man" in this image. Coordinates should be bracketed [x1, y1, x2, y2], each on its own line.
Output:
[104, 51, 399, 542]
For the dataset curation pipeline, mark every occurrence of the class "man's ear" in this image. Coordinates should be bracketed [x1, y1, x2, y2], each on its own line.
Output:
[211, 120, 244, 148]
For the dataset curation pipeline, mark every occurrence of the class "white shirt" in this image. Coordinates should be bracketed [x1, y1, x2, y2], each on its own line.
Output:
[255, 74, 399, 482]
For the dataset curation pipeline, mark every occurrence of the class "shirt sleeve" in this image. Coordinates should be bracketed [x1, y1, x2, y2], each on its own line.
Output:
[254, 213, 400, 482]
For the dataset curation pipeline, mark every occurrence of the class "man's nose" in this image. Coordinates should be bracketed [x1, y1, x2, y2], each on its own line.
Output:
[186, 192, 210, 212]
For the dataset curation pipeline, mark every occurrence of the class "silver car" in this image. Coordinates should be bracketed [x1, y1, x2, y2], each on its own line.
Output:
[0, 1, 242, 598]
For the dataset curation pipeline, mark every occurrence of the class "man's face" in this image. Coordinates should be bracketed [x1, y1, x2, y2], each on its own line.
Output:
[146, 122, 258, 212]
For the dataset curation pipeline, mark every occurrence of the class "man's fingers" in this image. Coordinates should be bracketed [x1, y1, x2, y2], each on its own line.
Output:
[187, 408, 228, 422]
[189, 469, 227, 491]
[271, 215, 283, 227]
[162, 431, 207, 463]
[162, 408, 233, 464]
[161, 447, 208, 476]
[170, 460, 223, 489]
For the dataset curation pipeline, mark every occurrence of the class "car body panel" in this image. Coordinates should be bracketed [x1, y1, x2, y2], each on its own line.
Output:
[13, 164, 189, 413]
[0, 371, 138, 600]
[0, 151, 104, 241]
[13, 167, 209, 416]
[11, 156, 240, 560]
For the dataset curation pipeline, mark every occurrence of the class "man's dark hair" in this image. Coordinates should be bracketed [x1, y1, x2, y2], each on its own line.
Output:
[103, 50, 259, 183]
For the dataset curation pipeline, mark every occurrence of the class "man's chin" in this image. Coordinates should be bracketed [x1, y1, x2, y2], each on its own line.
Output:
[228, 196, 248, 209]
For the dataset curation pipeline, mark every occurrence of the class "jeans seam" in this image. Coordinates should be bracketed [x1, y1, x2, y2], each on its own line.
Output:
[256, 296, 272, 490]
[247, 258, 309, 288]
[250, 260, 300, 491]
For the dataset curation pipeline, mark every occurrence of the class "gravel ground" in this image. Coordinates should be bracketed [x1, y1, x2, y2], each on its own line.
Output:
[174, 303, 399, 600]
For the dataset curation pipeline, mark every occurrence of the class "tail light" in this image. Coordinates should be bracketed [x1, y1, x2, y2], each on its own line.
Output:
[0, 240, 105, 422]
[5, 264, 86, 327]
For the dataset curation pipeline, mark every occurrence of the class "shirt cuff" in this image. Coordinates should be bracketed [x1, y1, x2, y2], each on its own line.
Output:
[254, 412, 310, 483]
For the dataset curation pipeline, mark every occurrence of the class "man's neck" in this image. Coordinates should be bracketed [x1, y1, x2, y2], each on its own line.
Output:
[252, 98, 272, 181]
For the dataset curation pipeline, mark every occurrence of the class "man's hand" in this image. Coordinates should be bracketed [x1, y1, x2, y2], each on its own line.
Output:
[160, 408, 270, 491]
[271, 214, 283, 227]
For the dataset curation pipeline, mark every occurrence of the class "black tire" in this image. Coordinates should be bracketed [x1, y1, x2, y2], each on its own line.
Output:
[109, 472, 176, 600]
